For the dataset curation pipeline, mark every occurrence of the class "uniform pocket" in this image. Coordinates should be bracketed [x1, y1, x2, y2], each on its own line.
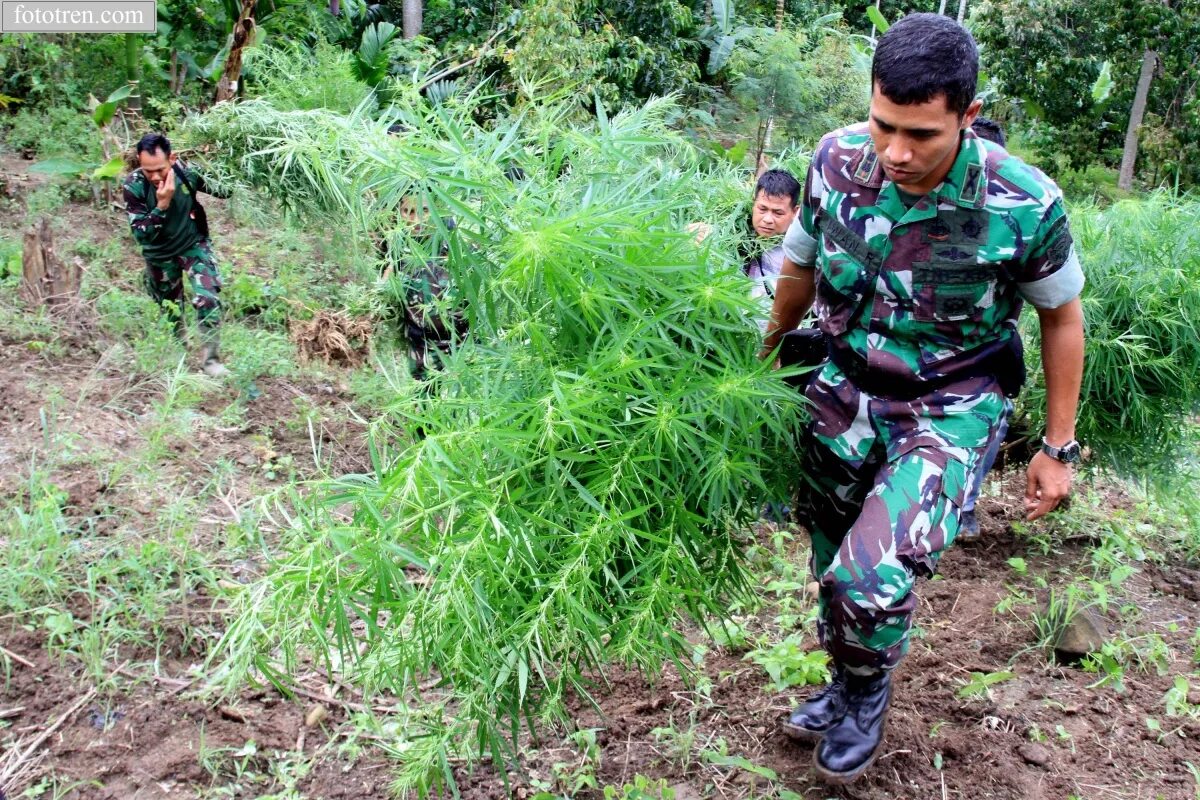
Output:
[912, 259, 995, 322]
[815, 210, 884, 335]
[888, 450, 970, 577]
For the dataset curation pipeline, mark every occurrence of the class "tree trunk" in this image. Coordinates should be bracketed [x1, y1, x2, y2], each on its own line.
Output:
[703, 0, 711, 26]
[402, 0, 423, 39]
[124, 33, 141, 111]
[956, 0, 968, 23]
[169, 48, 180, 94]
[214, 0, 256, 104]
[22, 218, 80, 307]
[1118, 49, 1158, 191]
[938, 0, 948, 14]
[775, 0, 784, 31]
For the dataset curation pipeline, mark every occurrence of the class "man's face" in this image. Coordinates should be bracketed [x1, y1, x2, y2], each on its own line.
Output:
[751, 190, 796, 238]
[399, 196, 429, 234]
[138, 148, 176, 187]
[868, 84, 981, 195]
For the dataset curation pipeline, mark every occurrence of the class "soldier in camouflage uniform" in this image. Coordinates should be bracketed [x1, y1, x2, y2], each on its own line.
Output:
[123, 132, 229, 377]
[378, 196, 466, 382]
[763, 15, 1085, 783]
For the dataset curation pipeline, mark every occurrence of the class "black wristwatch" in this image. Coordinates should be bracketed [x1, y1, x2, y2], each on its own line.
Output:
[1041, 438, 1082, 464]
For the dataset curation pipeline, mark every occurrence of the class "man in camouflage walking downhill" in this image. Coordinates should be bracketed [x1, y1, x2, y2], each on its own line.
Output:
[123, 132, 229, 377]
[764, 14, 1084, 783]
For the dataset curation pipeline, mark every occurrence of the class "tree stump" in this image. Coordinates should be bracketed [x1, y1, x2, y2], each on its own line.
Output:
[214, 0, 256, 103]
[21, 218, 80, 307]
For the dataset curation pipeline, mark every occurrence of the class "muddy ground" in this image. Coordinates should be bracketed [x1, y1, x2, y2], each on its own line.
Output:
[2, 155, 1199, 799]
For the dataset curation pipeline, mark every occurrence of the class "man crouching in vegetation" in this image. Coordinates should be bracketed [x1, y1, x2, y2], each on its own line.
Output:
[123, 132, 229, 377]
[764, 14, 1085, 783]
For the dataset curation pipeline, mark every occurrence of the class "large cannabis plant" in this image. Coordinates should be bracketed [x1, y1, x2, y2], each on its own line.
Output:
[185, 94, 805, 792]
[1021, 192, 1200, 474]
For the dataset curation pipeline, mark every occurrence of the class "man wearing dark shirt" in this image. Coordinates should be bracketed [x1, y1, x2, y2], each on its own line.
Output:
[123, 132, 228, 377]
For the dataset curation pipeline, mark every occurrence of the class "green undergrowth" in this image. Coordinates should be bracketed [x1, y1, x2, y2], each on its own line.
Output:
[1021, 192, 1200, 476]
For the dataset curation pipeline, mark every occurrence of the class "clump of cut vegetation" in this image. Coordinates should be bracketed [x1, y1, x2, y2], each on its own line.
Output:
[189, 94, 806, 793]
[290, 309, 373, 366]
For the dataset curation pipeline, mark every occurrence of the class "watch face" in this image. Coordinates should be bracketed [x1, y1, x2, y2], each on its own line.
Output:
[1060, 442, 1082, 463]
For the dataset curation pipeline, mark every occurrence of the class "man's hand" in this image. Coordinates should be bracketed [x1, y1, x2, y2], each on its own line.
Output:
[156, 168, 176, 210]
[1024, 450, 1073, 521]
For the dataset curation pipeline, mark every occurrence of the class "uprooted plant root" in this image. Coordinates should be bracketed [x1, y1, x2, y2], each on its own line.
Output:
[290, 310, 373, 366]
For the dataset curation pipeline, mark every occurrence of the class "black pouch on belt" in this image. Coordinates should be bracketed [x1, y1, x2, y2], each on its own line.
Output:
[778, 327, 827, 389]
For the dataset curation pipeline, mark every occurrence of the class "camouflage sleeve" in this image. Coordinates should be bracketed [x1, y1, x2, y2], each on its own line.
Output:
[123, 178, 167, 247]
[782, 215, 817, 266]
[780, 143, 829, 267]
[1014, 198, 1084, 309]
[185, 165, 231, 199]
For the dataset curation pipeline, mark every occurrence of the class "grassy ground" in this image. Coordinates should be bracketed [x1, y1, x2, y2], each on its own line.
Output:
[2, 154, 1200, 800]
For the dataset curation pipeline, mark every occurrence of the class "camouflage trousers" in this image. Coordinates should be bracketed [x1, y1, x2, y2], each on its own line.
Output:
[794, 429, 981, 675]
[405, 324, 453, 382]
[143, 239, 221, 337]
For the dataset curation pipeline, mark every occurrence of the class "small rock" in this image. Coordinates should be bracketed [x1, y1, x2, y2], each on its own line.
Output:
[236, 452, 257, 467]
[230, 559, 260, 584]
[219, 705, 247, 723]
[1017, 743, 1051, 767]
[305, 703, 329, 728]
[670, 784, 701, 800]
[1188, 689, 1200, 707]
[804, 581, 820, 601]
[1053, 608, 1108, 662]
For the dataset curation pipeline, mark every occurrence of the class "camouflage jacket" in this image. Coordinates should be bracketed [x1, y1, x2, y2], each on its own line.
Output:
[781, 124, 1084, 390]
[123, 164, 222, 261]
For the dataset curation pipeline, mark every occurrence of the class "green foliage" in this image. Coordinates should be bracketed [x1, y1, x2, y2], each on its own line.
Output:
[4, 106, 101, 160]
[509, 0, 608, 101]
[351, 22, 400, 87]
[94, 289, 185, 373]
[602, 775, 676, 800]
[189, 93, 804, 794]
[955, 670, 1015, 700]
[220, 323, 298, 395]
[0, 235, 21, 281]
[974, 0, 1200, 187]
[746, 635, 830, 690]
[247, 40, 376, 113]
[865, 5, 889, 34]
[91, 83, 135, 127]
[723, 21, 868, 153]
[1021, 194, 1200, 474]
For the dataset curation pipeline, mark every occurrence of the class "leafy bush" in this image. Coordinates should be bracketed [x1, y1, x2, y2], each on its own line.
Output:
[4, 106, 101, 159]
[246, 40, 375, 114]
[1021, 193, 1200, 474]
[190, 94, 803, 793]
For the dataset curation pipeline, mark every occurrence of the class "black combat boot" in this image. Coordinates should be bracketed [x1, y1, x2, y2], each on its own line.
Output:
[782, 665, 848, 742]
[958, 509, 981, 543]
[813, 669, 891, 783]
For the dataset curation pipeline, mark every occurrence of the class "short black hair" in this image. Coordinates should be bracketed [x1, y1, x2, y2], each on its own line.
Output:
[386, 123, 409, 136]
[971, 117, 1007, 147]
[136, 132, 171, 157]
[754, 169, 801, 207]
[872, 13, 979, 118]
